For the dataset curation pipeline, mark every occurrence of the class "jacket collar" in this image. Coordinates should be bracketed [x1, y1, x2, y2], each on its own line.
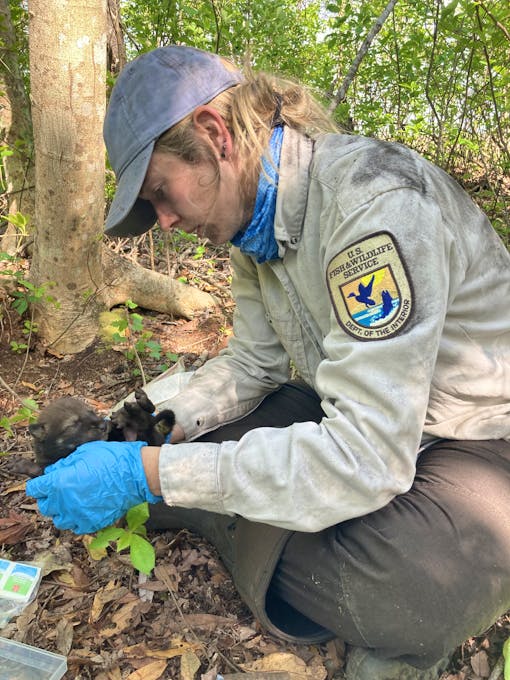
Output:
[274, 127, 314, 256]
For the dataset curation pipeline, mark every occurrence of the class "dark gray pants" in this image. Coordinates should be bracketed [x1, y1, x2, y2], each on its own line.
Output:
[195, 382, 510, 668]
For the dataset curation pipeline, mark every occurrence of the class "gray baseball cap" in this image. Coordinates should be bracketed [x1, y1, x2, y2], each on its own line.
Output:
[103, 46, 243, 237]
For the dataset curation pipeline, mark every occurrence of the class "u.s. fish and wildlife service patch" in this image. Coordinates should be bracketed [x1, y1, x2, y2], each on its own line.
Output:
[327, 231, 413, 340]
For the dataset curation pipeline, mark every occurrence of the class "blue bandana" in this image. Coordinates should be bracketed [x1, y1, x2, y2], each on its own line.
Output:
[231, 126, 284, 264]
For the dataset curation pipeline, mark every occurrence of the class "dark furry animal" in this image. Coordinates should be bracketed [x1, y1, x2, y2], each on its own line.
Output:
[29, 388, 175, 472]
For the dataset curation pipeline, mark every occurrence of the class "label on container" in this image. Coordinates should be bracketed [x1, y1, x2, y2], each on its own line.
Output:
[0, 560, 41, 602]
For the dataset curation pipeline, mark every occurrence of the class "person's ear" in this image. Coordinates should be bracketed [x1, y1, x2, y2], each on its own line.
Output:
[192, 106, 232, 160]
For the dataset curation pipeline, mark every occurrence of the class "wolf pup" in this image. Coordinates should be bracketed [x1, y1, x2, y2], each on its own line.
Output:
[29, 388, 175, 472]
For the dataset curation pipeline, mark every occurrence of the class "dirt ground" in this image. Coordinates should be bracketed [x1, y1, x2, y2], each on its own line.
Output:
[0, 240, 509, 679]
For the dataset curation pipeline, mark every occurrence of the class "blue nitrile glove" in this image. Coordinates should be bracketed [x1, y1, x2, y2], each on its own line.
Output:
[26, 440, 163, 535]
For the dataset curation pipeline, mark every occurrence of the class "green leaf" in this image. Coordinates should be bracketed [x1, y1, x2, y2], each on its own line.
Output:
[503, 637, 510, 679]
[116, 531, 132, 552]
[22, 398, 39, 412]
[89, 526, 124, 549]
[129, 534, 156, 575]
[126, 502, 150, 531]
[130, 313, 144, 332]
[133, 524, 148, 539]
[0, 418, 14, 436]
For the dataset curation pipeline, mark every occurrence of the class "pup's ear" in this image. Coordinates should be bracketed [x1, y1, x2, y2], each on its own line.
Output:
[28, 422, 46, 440]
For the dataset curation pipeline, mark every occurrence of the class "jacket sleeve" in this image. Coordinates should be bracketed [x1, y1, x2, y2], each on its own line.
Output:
[159, 246, 292, 439]
[159, 188, 464, 531]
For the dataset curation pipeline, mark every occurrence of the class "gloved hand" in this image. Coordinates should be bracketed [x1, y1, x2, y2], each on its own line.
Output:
[26, 440, 163, 535]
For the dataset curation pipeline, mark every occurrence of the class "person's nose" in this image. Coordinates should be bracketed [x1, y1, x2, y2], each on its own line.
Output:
[155, 206, 179, 232]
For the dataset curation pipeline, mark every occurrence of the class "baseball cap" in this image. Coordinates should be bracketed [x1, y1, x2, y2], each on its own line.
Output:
[103, 46, 243, 237]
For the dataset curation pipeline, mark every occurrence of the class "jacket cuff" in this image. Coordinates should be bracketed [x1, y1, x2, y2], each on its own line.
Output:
[158, 441, 225, 513]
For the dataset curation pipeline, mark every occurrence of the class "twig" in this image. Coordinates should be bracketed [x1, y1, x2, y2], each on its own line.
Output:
[0, 373, 26, 405]
[328, 0, 398, 112]
[125, 308, 147, 387]
[14, 305, 36, 387]
[488, 654, 504, 680]
[478, 2, 510, 43]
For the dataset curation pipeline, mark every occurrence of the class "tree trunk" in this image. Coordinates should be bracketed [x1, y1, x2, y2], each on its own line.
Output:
[28, 0, 108, 353]
[24, 0, 219, 355]
[0, 0, 35, 254]
[106, 0, 126, 74]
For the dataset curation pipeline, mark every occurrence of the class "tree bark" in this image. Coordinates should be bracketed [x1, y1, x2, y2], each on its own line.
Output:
[0, 0, 35, 254]
[28, 0, 108, 352]
[106, 0, 126, 74]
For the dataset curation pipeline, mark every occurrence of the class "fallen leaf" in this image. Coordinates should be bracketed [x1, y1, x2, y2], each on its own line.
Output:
[133, 580, 168, 592]
[70, 563, 91, 589]
[32, 545, 73, 576]
[154, 563, 180, 591]
[242, 652, 327, 679]
[1, 480, 27, 495]
[126, 660, 167, 679]
[236, 625, 257, 642]
[96, 670, 122, 680]
[124, 638, 201, 660]
[46, 348, 65, 359]
[55, 617, 74, 656]
[107, 671, 122, 680]
[83, 533, 108, 561]
[67, 648, 100, 663]
[180, 613, 235, 630]
[54, 571, 77, 587]
[0, 511, 31, 544]
[180, 650, 201, 680]
[100, 599, 140, 638]
[14, 599, 38, 632]
[470, 649, 490, 677]
[200, 671, 218, 680]
[89, 580, 129, 623]
[220, 674, 291, 679]
[124, 643, 152, 659]
[21, 381, 38, 391]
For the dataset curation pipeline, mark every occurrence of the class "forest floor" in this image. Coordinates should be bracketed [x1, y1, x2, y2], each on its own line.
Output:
[0, 232, 509, 680]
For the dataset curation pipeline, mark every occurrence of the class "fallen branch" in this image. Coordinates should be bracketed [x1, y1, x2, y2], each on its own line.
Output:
[102, 246, 218, 320]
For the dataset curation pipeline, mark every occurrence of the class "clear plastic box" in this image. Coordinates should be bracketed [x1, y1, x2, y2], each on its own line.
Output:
[0, 637, 67, 680]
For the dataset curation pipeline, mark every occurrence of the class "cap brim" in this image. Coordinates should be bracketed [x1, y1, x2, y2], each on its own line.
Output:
[104, 143, 157, 237]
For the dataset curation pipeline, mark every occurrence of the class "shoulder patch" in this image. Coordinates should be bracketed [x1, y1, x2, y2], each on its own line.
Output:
[326, 231, 413, 341]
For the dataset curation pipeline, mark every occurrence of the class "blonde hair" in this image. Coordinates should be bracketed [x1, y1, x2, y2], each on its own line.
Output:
[155, 61, 337, 199]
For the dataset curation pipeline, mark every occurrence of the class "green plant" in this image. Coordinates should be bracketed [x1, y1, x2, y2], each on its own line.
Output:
[157, 350, 179, 373]
[0, 398, 39, 437]
[110, 300, 174, 378]
[9, 339, 28, 354]
[192, 244, 206, 260]
[10, 277, 57, 316]
[9, 319, 39, 353]
[1, 251, 58, 316]
[88, 502, 156, 575]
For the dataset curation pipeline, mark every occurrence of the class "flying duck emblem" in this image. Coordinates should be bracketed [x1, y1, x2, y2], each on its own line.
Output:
[326, 231, 413, 341]
[348, 274, 376, 306]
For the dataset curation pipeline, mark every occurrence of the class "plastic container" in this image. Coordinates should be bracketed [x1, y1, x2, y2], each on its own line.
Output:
[0, 559, 43, 629]
[0, 637, 67, 680]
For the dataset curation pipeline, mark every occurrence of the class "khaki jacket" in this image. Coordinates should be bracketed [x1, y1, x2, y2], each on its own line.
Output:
[156, 127, 510, 531]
